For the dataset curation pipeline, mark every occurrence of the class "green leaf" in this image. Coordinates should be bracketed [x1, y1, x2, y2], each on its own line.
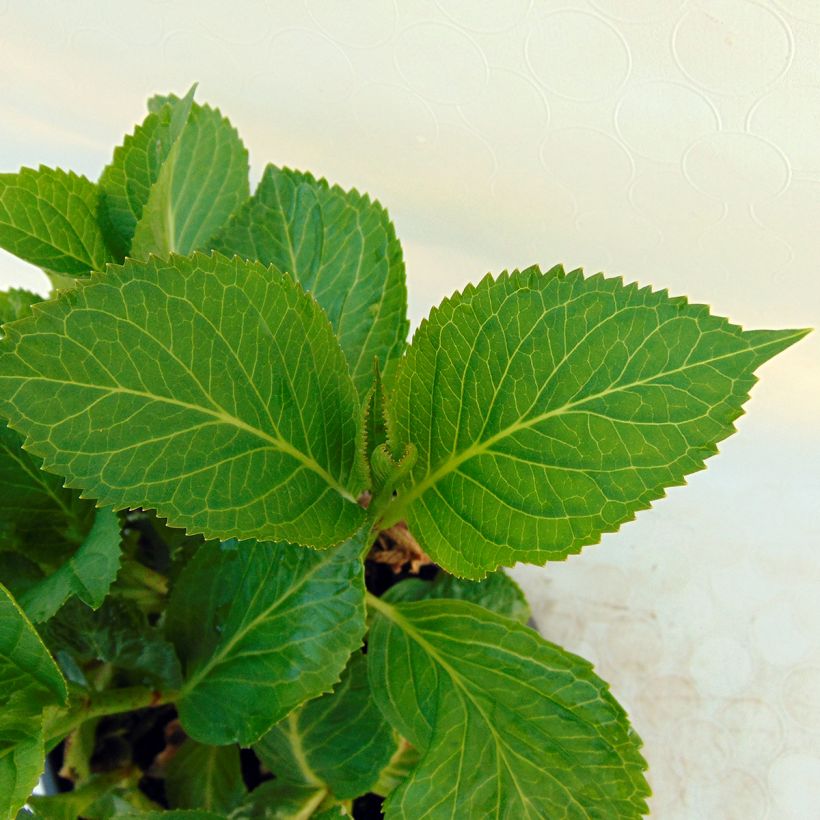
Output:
[28, 771, 130, 820]
[165, 739, 246, 812]
[166, 535, 367, 746]
[0, 288, 41, 326]
[0, 422, 94, 568]
[130, 103, 248, 258]
[231, 781, 341, 819]
[388, 266, 809, 577]
[0, 252, 365, 546]
[20, 507, 122, 622]
[371, 737, 420, 799]
[367, 596, 649, 818]
[118, 813, 224, 820]
[213, 165, 408, 396]
[99, 86, 197, 258]
[44, 597, 182, 689]
[255, 651, 395, 800]
[0, 583, 67, 818]
[385, 569, 531, 624]
[0, 166, 112, 276]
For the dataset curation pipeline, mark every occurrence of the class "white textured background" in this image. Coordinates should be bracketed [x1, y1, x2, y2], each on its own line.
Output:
[1, 2, 819, 817]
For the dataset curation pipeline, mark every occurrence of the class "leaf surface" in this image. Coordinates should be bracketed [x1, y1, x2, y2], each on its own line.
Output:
[368, 596, 649, 819]
[231, 780, 343, 819]
[386, 570, 530, 624]
[0, 166, 111, 276]
[165, 740, 246, 812]
[389, 266, 808, 577]
[99, 86, 196, 258]
[255, 651, 395, 800]
[0, 252, 365, 546]
[166, 536, 367, 746]
[0, 583, 67, 818]
[131, 103, 248, 258]
[214, 165, 408, 395]
[19, 507, 122, 622]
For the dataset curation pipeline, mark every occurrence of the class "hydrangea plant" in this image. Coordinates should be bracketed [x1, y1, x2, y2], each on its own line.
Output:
[0, 87, 806, 819]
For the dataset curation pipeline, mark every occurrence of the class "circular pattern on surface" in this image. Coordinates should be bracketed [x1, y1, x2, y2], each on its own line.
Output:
[590, 0, 685, 23]
[752, 600, 812, 666]
[673, 0, 793, 95]
[196, 0, 271, 45]
[306, 0, 396, 47]
[526, 11, 630, 101]
[683, 132, 790, 202]
[752, 180, 820, 235]
[458, 69, 548, 156]
[541, 128, 634, 201]
[395, 22, 487, 105]
[616, 81, 719, 163]
[434, 0, 532, 33]
[630, 168, 725, 228]
[749, 85, 820, 173]
[720, 698, 784, 765]
[782, 666, 820, 732]
[769, 754, 820, 818]
[352, 82, 438, 149]
[690, 636, 753, 697]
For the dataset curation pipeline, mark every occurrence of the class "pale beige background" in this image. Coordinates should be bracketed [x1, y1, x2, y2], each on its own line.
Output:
[2, 1, 819, 817]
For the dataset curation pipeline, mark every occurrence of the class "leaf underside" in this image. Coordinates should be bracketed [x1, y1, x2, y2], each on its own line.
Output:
[214, 165, 408, 396]
[166, 535, 367, 746]
[369, 597, 650, 819]
[0, 252, 365, 547]
[390, 266, 807, 577]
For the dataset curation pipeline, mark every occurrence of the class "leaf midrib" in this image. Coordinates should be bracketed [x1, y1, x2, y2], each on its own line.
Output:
[394, 331, 802, 519]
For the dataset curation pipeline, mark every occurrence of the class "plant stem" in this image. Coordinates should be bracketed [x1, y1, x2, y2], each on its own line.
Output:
[365, 591, 394, 617]
[43, 685, 178, 751]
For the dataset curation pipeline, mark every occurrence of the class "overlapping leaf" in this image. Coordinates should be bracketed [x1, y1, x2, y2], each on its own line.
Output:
[20, 506, 122, 622]
[368, 596, 649, 818]
[0, 253, 365, 546]
[99, 86, 196, 258]
[214, 165, 408, 395]
[231, 780, 346, 819]
[0, 166, 111, 276]
[0, 583, 67, 818]
[165, 740, 246, 812]
[166, 536, 367, 746]
[388, 266, 808, 577]
[255, 652, 395, 800]
[130, 102, 248, 258]
[386, 569, 530, 624]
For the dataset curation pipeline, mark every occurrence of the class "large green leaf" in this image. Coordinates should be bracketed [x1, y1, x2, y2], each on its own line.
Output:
[385, 570, 530, 624]
[28, 770, 132, 820]
[0, 583, 67, 818]
[99, 86, 196, 259]
[19, 507, 122, 622]
[388, 266, 808, 577]
[130, 103, 248, 258]
[231, 780, 344, 819]
[166, 536, 367, 746]
[214, 165, 408, 396]
[0, 253, 365, 546]
[0, 166, 111, 276]
[165, 739, 246, 812]
[367, 595, 649, 819]
[255, 651, 395, 800]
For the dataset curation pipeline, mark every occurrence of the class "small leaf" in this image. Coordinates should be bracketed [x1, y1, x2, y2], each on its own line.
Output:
[0, 253, 365, 547]
[255, 651, 395, 800]
[0, 287, 41, 326]
[0, 166, 112, 276]
[389, 266, 809, 577]
[0, 583, 67, 818]
[385, 569, 531, 624]
[20, 507, 122, 622]
[166, 535, 367, 746]
[99, 85, 197, 258]
[231, 780, 340, 819]
[44, 596, 182, 689]
[165, 739, 246, 812]
[214, 165, 408, 396]
[28, 770, 130, 820]
[367, 596, 649, 818]
[131, 103, 248, 258]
